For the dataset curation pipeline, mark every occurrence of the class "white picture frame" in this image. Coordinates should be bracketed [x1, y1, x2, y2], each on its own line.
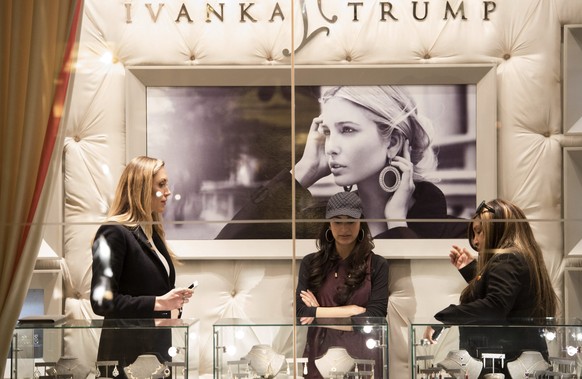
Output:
[126, 64, 497, 259]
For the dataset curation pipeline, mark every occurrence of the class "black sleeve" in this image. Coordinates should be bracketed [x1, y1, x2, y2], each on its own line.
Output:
[90, 225, 158, 318]
[459, 260, 477, 283]
[295, 253, 317, 318]
[356, 254, 389, 318]
[435, 253, 527, 323]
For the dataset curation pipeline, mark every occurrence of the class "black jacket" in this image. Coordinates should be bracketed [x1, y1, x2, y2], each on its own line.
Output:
[435, 252, 549, 362]
[90, 224, 176, 372]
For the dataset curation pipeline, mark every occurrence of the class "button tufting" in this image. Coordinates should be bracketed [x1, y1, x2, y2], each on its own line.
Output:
[503, 53, 511, 60]
[543, 131, 550, 137]
[74, 135, 80, 142]
[75, 292, 82, 299]
[190, 55, 195, 61]
[231, 290, 236, 297]
[424, 54, 431, 59]
[346, 55, 352, 62]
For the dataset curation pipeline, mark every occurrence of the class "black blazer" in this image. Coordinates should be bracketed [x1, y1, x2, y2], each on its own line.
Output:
[91, 223, 176, 319]
[90, 224, 176, 370]
[435, 252, 549, 362]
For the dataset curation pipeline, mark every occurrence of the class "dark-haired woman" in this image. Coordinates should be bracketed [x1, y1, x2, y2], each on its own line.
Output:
[295, 191, 389, 379]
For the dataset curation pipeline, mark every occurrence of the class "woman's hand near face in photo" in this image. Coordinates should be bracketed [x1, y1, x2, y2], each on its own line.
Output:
[295, 116, 331, 188]
[385, 139, 415, 228]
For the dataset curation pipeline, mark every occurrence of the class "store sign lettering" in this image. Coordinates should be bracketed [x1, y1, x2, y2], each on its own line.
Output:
[124, 1, 497, 55]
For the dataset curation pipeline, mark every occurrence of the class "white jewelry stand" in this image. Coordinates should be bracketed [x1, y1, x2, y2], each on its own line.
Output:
[123, 354, 168, 379]
[506, 351, 549, 378]
[436, 350, 483, 379]
[284, 358, 308, 378]
[245, 344, 285, 378]
[314, 347, 355, 378]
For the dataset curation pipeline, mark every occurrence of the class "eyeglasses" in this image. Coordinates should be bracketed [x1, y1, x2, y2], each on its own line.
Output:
[476, 200, 495, 215]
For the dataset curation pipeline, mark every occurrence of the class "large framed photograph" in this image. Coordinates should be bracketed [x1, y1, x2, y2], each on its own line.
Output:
[126, 64, 497, 259]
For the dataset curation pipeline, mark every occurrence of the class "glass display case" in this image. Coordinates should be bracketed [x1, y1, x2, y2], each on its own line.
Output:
[409, 318, 582, 379]
[7, 318, 199, 379]
[213, 317, 388, 379]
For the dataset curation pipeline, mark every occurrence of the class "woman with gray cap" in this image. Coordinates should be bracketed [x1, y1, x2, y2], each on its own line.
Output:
[295, 191, 388, 378]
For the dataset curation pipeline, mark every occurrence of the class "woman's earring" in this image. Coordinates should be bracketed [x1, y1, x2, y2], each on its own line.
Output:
[357, 229, 365, 242]
[325, 228, 334, 242]
[343, 185, 353, 192]
[112, 365, 119, 377]
[379, 160, 401, 193]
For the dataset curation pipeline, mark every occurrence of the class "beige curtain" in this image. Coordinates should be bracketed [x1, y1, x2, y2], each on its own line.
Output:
[0, 0, 82, 374]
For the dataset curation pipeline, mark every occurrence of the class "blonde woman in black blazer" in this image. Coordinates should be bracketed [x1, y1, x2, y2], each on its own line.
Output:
[426, 199, 558, 376]
[90, 156, 193, 378]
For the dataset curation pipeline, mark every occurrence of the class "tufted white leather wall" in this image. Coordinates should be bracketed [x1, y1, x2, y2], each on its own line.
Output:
[61, 1, 582, 378]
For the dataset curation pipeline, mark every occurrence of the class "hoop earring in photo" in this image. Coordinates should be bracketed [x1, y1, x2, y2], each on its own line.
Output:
[325, 228, 334, 242]
[357, 229, 365, 242]
[379, 162, 401, 193]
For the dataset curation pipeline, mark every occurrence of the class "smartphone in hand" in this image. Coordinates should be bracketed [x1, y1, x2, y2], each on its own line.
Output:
[188, 281, 199, 289]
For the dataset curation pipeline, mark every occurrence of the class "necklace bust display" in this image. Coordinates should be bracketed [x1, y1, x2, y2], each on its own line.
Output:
[507, 351, 549, 379]
[436, 350, 483, 379]
[123, 354, 168, 379]
[245, 345, 285, 378]
[314, 347, 356, 378]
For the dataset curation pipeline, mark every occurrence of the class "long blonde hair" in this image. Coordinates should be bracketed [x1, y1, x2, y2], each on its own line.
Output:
[461, 199, 558, 318]
[108, 156, 177, 263]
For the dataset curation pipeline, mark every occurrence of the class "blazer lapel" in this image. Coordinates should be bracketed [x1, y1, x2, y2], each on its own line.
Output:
[130, 227, 172, 284]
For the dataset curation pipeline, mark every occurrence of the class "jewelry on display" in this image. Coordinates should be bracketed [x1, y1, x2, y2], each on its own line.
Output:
[325, 229, 334, 243]
[96, 361, 120, 379]
[481, 353, 505, 374]
[357, 229, 365, 242]
[46, 367, 58, 377]
[167, 361, 186, 379]
[549, 356, 577, 376]
[506, 351, 549, 379]
[33, 362, 59, 379]
[378, 162, 401, 193]
[436, 350, 483, 379]
[315, 347, 356, 378]
[245, 344, 285, 378]
[123, 354, 167, 379]
[482, 374, 504, 379]
[284, 357, 308, 377]
[56, 356, 93, 379]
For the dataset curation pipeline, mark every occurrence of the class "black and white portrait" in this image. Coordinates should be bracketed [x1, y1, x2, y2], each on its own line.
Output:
[146, 85, 476, 240]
